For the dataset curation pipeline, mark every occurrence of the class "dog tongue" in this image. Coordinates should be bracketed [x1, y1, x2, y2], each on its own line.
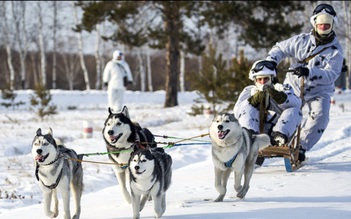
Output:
[218, 131, 225, 139]
[35, 155, 44, 161]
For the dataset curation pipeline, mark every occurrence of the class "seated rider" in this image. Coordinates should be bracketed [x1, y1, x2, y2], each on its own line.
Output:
[233, 60, 302, 147]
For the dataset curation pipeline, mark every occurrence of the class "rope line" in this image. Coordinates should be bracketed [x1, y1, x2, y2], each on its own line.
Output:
[68, 133, 211, 166]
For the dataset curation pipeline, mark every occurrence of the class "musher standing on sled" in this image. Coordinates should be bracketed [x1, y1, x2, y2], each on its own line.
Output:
[265, 3, 343, 162]
[234, 60, 302, 166]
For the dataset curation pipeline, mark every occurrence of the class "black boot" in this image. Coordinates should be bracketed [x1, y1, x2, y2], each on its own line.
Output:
[298, 147, 306, 162]
[255, 156, 265, 166]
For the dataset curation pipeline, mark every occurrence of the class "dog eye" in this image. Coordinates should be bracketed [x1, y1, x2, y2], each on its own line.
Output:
[141, 159, 147, 163]
[116, 122, 122, 126]
[225, 120, 230, 123]
[43, 142, 49, 146]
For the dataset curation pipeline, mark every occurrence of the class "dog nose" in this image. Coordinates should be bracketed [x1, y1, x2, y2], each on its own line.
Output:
[108, 130, 114, 135]
[134, 166, 139, 170]
[218, 125, 223, 130]
[36, 149, 42, 154]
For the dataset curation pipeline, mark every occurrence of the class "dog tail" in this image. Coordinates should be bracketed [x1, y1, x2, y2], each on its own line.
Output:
[255, 133, 271, 150]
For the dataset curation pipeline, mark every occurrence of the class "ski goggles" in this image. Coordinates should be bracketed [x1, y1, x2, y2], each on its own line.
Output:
[251, 60, 276, 73]
[313, 4, 336, 17]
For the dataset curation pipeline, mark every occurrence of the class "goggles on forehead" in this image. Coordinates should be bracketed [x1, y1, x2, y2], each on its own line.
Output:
[251, 60, 276, 73]
[313, 4, 336, 17]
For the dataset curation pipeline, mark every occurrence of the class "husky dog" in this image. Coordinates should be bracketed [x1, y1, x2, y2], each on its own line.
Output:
[129, 146, 172, 219]
[102, 106, 157, 204]
[32, 128, 83, 219]
[209, 113, 270, 201]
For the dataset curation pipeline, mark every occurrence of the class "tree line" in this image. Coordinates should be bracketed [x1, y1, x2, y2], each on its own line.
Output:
[1, 1, 350, 107]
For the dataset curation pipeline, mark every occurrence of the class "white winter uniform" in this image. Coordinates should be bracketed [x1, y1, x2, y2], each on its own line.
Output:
[103, 59, 133, 112]
[266, 31, 343, 150]
[234, 83, 302, 139]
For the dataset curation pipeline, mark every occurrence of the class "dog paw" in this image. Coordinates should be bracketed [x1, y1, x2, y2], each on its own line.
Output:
[234, 185, 242, 193]
[214, 194, 225, 202]
[47, 211, 58, 218]
[236, 187, 249, 199]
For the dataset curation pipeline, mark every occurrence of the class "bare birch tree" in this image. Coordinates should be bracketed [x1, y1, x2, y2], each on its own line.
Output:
[57, 36, 81, 90]
[12, 1, 29, 89]
[179, 49, 185, 92]
[146, 48, 153, 92]
[95, 24, 101, 90]
[38, 2, 46, 86]
[72, 2, 90, 91]
[1, 2, 15, 90]
[52, 1, 58, 89]
[137, 51, 145, 91]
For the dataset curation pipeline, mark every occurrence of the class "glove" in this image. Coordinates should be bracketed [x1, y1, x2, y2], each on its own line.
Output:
[263, 84, 287, 104]
[123, 76, 128, 87]
[293, 66, 309, 78]
[248, 91, 265, 108]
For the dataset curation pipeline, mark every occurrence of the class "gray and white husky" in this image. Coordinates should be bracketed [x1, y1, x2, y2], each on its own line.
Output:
[102, 106, 157, 204]
[209, 113, 270, 201]
[129, 146, 172, 219]
[32, 128, 83, 219]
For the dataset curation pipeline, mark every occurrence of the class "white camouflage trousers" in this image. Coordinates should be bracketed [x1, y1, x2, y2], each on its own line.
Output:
[108, 88, 125, 112]
[299, 93, 331, 151]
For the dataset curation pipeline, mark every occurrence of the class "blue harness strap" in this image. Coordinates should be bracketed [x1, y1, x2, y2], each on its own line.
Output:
[224, 153, 239, 168]
[224, 129, 254, 168]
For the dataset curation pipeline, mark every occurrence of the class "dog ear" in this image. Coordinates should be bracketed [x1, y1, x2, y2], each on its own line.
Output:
[36, 128, 42, 136]
[122, 106, 130, 119]
[48, 127, 53, 136]
[108, 107, 113, 115]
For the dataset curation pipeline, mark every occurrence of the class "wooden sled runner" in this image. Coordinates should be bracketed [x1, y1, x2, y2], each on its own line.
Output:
[258, 134, 303, 172]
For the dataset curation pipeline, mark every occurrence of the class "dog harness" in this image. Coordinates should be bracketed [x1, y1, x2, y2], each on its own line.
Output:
[224, 129, 254, 168]
[35, 156, 65, 189]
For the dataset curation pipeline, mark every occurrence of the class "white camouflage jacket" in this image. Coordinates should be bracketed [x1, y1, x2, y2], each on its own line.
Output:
[266, 31, 343, 99]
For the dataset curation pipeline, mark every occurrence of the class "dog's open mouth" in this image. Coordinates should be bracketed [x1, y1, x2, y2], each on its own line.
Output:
[35, 153, 49, 163]
[135, 169, 146, 175]
[218, 130, 230, 139]
[109, 133, 123, 144]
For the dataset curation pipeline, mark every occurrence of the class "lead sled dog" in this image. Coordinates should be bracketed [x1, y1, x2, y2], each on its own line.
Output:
[102, 106, 157, 204]
[129, 146, 172, 219]
[209, 113, 270, 201]
[31, 128, 83, 219]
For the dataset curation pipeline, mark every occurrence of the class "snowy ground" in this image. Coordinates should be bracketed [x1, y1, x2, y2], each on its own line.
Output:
[0, 89, 350, 219]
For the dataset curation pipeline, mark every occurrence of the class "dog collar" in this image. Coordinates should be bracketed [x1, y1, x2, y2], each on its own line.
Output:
[41, 154, 61, 166]
[35, 160, 65, 189]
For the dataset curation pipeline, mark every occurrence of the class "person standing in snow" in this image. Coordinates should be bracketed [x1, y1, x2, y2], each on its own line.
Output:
[103, 50, 134, 112]
[234, 60, 302, 165]
[265, 3, 344, 162]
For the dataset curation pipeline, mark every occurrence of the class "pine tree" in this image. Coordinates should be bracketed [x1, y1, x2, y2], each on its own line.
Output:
[188, 46, 252, 116]
[30, 84, 57, 121]
[0, 89, 25, 110]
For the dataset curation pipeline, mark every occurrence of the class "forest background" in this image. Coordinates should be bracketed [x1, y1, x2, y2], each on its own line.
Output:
[0, 1, 350, 108]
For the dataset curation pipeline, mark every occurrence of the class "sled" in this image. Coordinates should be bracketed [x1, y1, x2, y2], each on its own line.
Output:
[257, 134, 303, 172]
[257, 77, 305, 172]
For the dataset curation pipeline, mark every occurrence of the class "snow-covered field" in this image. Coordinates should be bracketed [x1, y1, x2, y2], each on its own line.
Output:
[0, 89, 350, 219]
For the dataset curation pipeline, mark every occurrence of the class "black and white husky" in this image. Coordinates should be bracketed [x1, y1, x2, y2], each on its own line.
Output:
[31, 128, 83, 219]
[129, 146, 172, 219]
[209, 113, 270, 201]
[102, 106, 157, 204]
